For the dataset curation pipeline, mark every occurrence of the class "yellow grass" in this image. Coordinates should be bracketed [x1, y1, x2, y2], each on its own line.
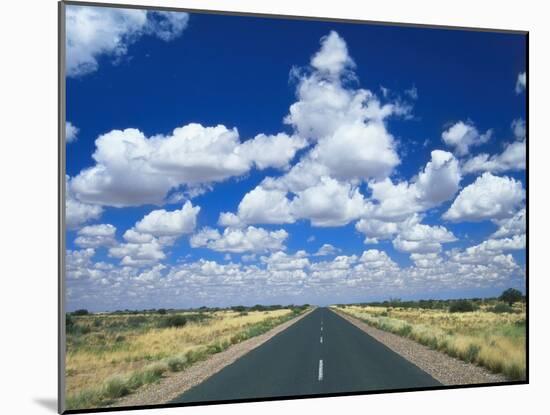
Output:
[334, 305, 526, 380]
[66, 308, 300, 409]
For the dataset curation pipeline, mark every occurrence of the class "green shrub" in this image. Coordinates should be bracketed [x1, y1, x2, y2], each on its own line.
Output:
[490, 303, 515, 313]
[158, 315, 188, 328]
[167, 357, 186, 372]
[73, 309, 89, 316]
[103, 376, 129, 399]
[449, 300, 476, 313]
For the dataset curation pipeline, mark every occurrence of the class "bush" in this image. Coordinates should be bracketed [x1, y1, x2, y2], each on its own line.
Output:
[449, 300, 476, 313]
[158, 315, 188, 328]
[167, 357, 186, 372]
[73, 309, 89, 316]
[490, 303, 514, 313]
[103, 376, 129, 399]
[157, 308, 167, 315]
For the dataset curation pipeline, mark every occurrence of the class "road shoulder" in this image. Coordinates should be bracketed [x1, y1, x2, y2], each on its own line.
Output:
[331, 308, 507, 386]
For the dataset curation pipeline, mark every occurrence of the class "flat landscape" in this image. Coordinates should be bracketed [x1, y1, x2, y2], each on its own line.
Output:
[65, 306, 308, 410]
[65, 298, 524, 410]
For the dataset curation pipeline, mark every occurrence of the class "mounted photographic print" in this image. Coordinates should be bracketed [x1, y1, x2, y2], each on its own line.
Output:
[59, 1, 528, 413]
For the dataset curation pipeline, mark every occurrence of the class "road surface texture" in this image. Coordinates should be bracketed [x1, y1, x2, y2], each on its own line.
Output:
[172, 307, 440, 403]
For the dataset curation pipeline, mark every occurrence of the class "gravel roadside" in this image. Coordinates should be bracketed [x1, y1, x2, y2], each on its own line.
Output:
[332, 308, 507, 385]
[109, 308, 314, 408]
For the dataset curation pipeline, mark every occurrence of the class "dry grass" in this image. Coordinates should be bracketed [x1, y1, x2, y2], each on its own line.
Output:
[65, 308, 305, 410]
[334, 304, 526, 380]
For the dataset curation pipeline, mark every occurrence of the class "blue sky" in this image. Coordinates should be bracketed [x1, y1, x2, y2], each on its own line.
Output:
[65, 4, 526, 311]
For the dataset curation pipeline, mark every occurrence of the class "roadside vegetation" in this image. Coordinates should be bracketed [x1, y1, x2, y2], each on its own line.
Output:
[334, 291, 525, 381]
[65, 305, 309, 410]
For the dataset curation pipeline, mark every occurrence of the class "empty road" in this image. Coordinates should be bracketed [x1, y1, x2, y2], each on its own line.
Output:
[172, 307, 440, 403]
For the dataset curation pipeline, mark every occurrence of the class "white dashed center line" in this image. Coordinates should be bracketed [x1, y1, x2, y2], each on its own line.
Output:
[320, 335, 323, 344]
[318, 359, 324, 381]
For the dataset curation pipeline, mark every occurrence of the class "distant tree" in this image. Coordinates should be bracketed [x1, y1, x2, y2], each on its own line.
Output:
[157, 308, 167, 315]
[72, 309, 89, 316]
[499, 288, 523, 306]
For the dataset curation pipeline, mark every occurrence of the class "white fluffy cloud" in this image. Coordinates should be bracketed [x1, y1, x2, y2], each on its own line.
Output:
[222, 177, 369, 228]
[283, 33, 401, 181]
[219, 186, 294, 227]
[71, 124, 305, 207]
[392, 222, 457, 253]
[462, 119, 526, 174]
[314, 244, 340, 256]
[441, 121, 492, 156]
[492, 208, 526, 239]
[515, 72, 526, 94]
[190, 226, 288, 253]
[66, 176, 103, 229]
[66, 6, 189, 76]
[66, 122, 79, 143]
[359, 249, 398, 269]
[443, 172, 525, 222]
[368, 150, 461, 220]
[109, 238, 166, 267]
[462, 141, 525, 174]
[75, 224, 117, 248]
[134, 201, 199, 237]
[290, 177, 368, 226]
[238, 133, 307, 170]
[100, 203, 199, 267]
[261, 250, 310, 271]
[355, 218, 399, 243]
[449, 235, 525, 267]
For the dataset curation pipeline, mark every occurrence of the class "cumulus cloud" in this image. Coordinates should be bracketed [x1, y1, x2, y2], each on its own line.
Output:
[441, 121, 492, 156]
[109, 237, 166, 267]
[449, 235, 525, 266]
[515, 72, 526, 94]
[75, 224, 117, 248]
[190, 226, 288, 253]
[443, 172, 525, 222]
[101, 203, 199, 267]
[314, 244, 340, 256]
[134, 201, 200, 237]
[219, 186, 294, 227]
[462, 119, 526, 174]
[310, 31, 356, 76]
[492, 208, 526, 238]
[392, 222, 457, 253]
[66, 176, 103, 229]
[66, 122, 79, 143]
[70, 124, 305, 207]
[368, 150, 461, 220]
[261, 250, 310, 270]
[66, 5, 189, 76]
[284, 31, 402, 176]
[290, 177, 368, 226]
[222, 177, 369, 228]
[462, 141, 525, 174]
[355, 218, 399, 244]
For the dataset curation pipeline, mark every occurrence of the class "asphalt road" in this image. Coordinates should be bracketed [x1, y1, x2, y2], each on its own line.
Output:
[172, 307, 440, 403]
